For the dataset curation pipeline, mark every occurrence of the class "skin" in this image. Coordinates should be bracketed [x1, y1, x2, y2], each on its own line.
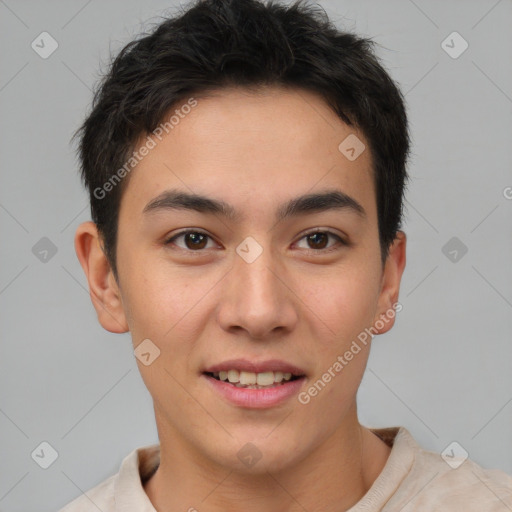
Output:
[75, 86, 406, 512]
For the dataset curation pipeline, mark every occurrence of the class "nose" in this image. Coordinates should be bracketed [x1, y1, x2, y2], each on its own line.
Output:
[216, 242, 298, 340]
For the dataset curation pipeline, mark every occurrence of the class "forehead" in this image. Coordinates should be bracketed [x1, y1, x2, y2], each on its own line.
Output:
[119, 86, 376, 223]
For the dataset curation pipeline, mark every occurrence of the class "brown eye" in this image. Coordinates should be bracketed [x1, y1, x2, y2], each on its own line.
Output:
[307, 232, 329, 249]
[165, 230, 215, 251]
[295, 230, 346, 252]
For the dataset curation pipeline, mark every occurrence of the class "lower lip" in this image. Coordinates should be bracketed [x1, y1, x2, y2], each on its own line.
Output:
[202, 374, 305, 409]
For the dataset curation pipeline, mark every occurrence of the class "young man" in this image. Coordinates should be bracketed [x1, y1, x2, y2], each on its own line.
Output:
[60, 0, 512, 510]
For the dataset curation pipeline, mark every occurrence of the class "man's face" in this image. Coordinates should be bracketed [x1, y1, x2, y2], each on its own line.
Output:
[102, 87, 403, 472]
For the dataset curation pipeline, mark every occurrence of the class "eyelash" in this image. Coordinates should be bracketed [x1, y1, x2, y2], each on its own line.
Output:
[164, 229, 348, 254]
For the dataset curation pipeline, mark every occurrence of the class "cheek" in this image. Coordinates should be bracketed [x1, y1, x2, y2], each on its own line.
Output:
[296, 264, 380, 349]
[119, 257, 218, 363]
[298, 271, 377, 417]
[121, 265, 207, 399]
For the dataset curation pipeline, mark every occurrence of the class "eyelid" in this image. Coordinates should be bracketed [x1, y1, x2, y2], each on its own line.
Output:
[293, 229, 347, 251]
[295, 227, 347, 242]
[164, 228, 219, 249]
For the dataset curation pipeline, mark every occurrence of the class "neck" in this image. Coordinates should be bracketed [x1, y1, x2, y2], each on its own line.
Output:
[144, 404, 391, 512]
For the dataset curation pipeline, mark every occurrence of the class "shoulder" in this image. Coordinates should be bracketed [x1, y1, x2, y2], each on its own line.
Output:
[389, 428, 512, 510]
[416, 448, 512, 509]
[57, 473, 116, 512]
[56, 443, 158, 512]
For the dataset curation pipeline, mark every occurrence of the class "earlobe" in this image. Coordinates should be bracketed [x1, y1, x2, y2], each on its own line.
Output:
[74, 221, 129, 334]
[372, 231, 407, 335]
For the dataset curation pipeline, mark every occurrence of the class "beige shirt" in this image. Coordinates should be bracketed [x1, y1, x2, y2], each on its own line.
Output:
[58, 426, 512, 511]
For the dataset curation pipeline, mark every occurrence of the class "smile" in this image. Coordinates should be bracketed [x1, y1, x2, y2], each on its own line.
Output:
[205, 370, 300, 388]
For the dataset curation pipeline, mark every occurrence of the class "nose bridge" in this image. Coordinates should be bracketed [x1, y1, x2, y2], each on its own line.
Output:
[218, 236, 297, 337]
[237, 248, 277, 299]
[234, 237, 281, 306]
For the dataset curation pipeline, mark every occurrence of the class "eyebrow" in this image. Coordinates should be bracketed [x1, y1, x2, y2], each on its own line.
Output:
[142, 188, 366, 222]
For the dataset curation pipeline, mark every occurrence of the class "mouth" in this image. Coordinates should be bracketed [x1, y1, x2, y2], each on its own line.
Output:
[202, 359, 307, 408]
[204, 370, 303, 389]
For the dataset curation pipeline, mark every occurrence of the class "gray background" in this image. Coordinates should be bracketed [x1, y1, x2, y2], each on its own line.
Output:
[0, 0, 511, 511]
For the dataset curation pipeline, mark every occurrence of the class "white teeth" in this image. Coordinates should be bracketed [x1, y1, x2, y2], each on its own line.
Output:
[227, 369, 240, 383]
[256, 371, 275, 386]
[211, 369, 300, 386]
[239, 371, 257, 385]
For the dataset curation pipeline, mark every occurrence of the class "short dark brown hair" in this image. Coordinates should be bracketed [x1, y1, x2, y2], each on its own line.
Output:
[74, 0, 410, 280]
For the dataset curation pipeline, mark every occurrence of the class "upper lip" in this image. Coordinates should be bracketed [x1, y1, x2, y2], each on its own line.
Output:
[203, 359, 306, 376]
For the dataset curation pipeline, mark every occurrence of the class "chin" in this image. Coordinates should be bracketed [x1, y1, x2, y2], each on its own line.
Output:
[208, 433, 307, 475]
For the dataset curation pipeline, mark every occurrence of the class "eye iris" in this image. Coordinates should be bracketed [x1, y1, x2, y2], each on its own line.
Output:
[185, 232, 207, 250]
[308, 232, 328, 249]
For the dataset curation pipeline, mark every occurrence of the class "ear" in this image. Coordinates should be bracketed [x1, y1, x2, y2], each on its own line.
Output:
[74, 221, 129, 333]
[372, 230, 406, 335]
